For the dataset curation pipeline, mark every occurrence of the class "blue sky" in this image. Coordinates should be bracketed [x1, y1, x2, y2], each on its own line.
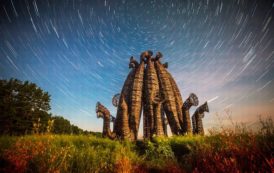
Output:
[1, 0, 274, 133]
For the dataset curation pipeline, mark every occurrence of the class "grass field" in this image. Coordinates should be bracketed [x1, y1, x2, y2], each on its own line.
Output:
[0, 119, 273, 173]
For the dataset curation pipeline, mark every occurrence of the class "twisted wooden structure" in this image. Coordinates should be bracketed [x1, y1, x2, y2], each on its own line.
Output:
[96, 51, 209, 140]
[96, 102, 116, 139]
[192, 102, 209, 135]
[182, 93, 199, 134]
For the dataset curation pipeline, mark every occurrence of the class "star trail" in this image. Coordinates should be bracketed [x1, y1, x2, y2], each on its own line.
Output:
[1, 0, 274, 132]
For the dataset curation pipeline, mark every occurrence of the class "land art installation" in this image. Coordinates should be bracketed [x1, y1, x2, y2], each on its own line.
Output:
[96, 51, 210, 140]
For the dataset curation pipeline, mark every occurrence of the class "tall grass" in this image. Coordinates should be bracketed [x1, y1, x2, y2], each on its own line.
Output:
[0, 117, 273, 173]
[0, 135, 140, 173]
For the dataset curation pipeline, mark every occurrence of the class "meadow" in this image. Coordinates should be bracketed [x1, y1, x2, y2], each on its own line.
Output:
[0, 117, 273, 173]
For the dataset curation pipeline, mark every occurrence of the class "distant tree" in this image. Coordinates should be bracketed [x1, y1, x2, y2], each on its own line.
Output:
[0, 78, 50, 135]
[52, 116, 72, 134]
[71, 124, 83, 134]
[51, 116, 85, 134]
[0, 78, 97, 136]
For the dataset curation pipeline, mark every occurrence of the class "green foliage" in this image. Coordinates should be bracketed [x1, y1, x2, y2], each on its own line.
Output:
[144, 138, 175, 165]
[52, 116, 72, 134]
[0, 78, 88, 135]
[0, 78, 51, 135]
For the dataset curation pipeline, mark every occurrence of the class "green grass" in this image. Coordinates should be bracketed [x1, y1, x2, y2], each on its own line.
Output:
[0, 123, 273, 173]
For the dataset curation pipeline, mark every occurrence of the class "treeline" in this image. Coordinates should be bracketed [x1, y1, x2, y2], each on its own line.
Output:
[0, 78, 97, 136]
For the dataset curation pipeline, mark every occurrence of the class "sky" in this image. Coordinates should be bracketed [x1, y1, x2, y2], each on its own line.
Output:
[0, 0, 274, 134]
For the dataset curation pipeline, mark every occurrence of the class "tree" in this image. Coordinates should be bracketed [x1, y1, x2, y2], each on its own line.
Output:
[71, 124, 83, 134]
[0, 78, 95, 136]
[51, 116, 72, 134]
[0, 78, 51, 135]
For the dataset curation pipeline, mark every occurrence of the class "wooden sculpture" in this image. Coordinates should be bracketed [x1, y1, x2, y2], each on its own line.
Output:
[96, 51, 209, 140]
[154, 52, 182, 135]
[119, 94, 131, 139]
[192, 102, 209, 135]
[143, 51, 160, 139]
[128, 56, 145, 140]
[96, 102, 116, 139]
[113, 58, 137, 140]
[182, 93, 199, 134]
[152, 93, 166, 136]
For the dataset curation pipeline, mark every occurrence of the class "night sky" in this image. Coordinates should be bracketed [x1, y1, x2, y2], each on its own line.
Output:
[1, 0, 274, 133]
